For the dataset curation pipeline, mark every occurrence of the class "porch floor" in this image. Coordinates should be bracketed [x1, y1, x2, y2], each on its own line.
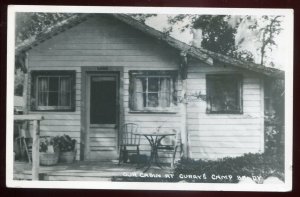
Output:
[14, 161, 174, 181]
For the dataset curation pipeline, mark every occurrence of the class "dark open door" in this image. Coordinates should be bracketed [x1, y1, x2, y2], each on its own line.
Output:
[85, 73, 119, 161]
[90, 76, 117, 124]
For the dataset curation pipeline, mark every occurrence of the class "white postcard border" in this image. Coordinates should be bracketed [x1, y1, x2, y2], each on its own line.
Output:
[6, 5, 294, 191]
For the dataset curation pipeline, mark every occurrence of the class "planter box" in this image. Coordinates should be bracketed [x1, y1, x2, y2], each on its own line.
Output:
[40, 152, 59, 166]
[59, 151, 76, 163]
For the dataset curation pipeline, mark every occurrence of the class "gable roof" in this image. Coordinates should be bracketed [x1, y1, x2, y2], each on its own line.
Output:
[15, 13, 284, 78]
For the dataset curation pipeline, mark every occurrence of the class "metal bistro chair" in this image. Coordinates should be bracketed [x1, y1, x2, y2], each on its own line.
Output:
[157, 129, 183, 168]
[118, 123, 141, 164]
[15, 121, 32, 163]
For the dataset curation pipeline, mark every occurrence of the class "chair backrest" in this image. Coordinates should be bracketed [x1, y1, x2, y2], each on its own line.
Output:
[160, 129, 181, 146]
[120, 123, 140, 145]
[15, 121, 32, 138]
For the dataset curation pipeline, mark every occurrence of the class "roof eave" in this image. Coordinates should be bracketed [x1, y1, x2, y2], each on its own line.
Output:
[198, 47, 285, 79]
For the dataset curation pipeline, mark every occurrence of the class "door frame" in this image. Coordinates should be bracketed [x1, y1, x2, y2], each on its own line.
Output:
[80, 66, 124, 161]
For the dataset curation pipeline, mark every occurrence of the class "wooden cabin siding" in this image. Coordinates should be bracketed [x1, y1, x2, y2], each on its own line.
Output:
[187, 62, 264, 160]
[26, 15, 180, 161]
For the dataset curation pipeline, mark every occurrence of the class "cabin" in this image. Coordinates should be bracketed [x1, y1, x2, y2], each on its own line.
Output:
[15, 14, 284, 163]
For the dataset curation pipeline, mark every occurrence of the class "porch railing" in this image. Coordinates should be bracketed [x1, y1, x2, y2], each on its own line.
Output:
[14, 115, 44, 180]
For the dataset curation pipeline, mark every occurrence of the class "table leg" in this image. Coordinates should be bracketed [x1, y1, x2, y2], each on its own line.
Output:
[153, 138, 163, 168]
[142, 136, 154, 172]
[142, 135, 165, 172]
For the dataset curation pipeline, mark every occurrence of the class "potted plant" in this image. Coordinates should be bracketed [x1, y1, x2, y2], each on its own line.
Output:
[39, 136, 59, 166]
[55, 135, 77, 163]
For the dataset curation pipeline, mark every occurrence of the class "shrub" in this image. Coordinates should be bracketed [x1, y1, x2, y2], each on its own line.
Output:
[173, 152, 284, 183]
[53, 135, 76, 152]
[264, 78, 284, 157]
[39, 136, 59, 153]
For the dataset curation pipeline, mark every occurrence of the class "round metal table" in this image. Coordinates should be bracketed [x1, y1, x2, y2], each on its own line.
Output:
[134, 131, 176, 172]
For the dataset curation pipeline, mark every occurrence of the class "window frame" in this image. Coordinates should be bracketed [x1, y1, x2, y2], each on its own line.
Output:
[129, 70, 178, 113]
[30, 70, 76, 112]
[206, 74, 243, 114]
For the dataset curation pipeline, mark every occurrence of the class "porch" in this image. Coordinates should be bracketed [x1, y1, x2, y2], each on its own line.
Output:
[14, 161, 175, 181]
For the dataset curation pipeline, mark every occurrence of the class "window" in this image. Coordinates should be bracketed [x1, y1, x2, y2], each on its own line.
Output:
[206, 74, 243, 114]
[264, 78, 275, 115]
[129, 71, 177, 112]
[31, 71, 75, 111]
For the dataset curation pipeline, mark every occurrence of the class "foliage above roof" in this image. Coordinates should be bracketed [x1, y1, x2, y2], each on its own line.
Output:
[15, 13, 284, 78]
[15, 13, 91, 54]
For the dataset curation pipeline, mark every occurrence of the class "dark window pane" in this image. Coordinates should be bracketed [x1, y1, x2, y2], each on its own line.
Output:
[143, 92, 147, 107]
[49, 77, 59, 91]
[148, 78, 159, 92]
[48, 92, 59, 106]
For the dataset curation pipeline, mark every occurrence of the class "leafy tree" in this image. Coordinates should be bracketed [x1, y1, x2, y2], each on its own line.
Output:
[167, 15, 255, 62]
[15, 12, 74, 45]
[248, 16, 283, 65]
[192, 15, 237, 55]
[168, 15, 284, 66]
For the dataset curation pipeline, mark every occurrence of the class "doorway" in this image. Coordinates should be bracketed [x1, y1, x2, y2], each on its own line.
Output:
[85, 72, 119, 161]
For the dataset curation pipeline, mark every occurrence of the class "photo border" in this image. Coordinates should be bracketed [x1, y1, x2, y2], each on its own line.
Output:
[6, 5, 294, 191]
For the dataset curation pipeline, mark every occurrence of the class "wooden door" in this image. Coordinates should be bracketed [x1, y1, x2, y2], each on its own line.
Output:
[85, 73, 119, 161]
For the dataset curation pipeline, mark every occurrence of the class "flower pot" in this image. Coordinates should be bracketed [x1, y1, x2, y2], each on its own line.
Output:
[40, 152, 59, 166]
[59, 151, 76, 163]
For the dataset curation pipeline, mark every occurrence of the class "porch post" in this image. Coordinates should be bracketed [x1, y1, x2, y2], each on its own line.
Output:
[179, 51, 189, 159]
[180, 80, 189, 159]
[14, 115, 43, 180]
[22, 52, 29, 114]
[32, 119, 40, 180]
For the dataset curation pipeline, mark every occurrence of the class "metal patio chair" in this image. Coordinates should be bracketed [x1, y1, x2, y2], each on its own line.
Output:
[156, 129, 183, 168]
[118, 123, 140, 164]
[15, 121, 32, 163]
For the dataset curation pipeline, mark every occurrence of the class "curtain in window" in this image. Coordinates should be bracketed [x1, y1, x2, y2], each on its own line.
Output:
[60, 77, 70, 106]
[38, 77, 48, 106]
[159, 78, 170, 107]
[132, 78, 143, 110]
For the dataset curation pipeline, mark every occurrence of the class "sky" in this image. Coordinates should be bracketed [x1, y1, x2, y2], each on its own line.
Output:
[144, 15, 290, 70]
